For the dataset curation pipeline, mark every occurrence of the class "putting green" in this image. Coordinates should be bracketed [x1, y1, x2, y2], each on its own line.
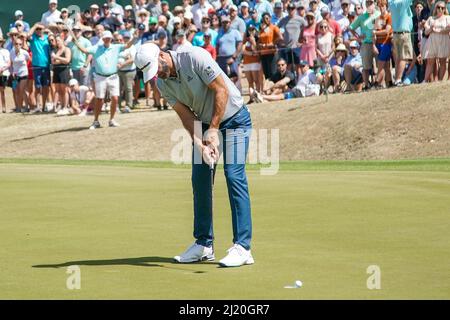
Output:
[0, 160, 449, 299]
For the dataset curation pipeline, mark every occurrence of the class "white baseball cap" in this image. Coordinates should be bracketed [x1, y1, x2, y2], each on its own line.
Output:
[102, 30, 113, 39]
[49, 0, 58, 4]
[173, 16, 182, 24]
[15, 10, 24, 17]
[135, 43, 160, 83]
[68, 79, 79, 86]
[125, 5, 133, 10]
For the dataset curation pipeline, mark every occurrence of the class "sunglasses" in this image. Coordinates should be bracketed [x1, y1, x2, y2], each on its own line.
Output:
[14, 42, 22, 46]
[202, 20, 210, 23]
[437, 6, 445, 10]
[320, 25, 328, 29]
[277, 63, 286, 67]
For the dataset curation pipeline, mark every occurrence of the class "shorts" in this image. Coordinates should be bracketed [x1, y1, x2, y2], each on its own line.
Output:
[94, 73, 120, 99]
[0, 75, 8, 87]
[376, 43, 392, 62]
[217, 56, 239, 78]
[350, 67, 363, 85]
[360, 43, 375, 70]
[33, 66, 51, 88]
[393, 32, 413, 60]
[136, 70, 144, 80]
[284, 87, 303, 99]
[242, 63, 261, 72]
[53, 66, 71, 84]
[281, 48, 300, 65]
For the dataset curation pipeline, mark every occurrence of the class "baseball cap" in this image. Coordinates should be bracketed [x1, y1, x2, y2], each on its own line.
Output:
[174, 5, 184, 13]
[349, 40, 360, 48]
[161, 0, 169, 5]
[249, 8, 257, 14]
[184, 11, 193, 20]
[15, 10, 24, 17]
[111, 7, 122, 15]
[15, 21, 24, 26]
[61, 8, 69, 13]
[102, 30, 113, 39]
[90, 4, 99, 9]
[341, 0, 350, 4]
[68, 79, 79, 87]
[320, 6, 330, 14]
[8, 27, 19, 35]
[335, 44, 348, 52]
[221, 15, 231, 22]
[72, 24, 82, 31]
[122, 31, 132, 38]
[149, 16, 158, 24]
[274, 2, 283, 8]
[240, 1, 249, 7]
[176, 29, 185, 38]
[124, 5, 133, 10]
[306, 11, 315, 18]
[299, 60, 309, 66]
[49, 0, 58, 4]
[230, 4, 238, 11]
[135, 43, 160, 83]
[287, 3, 296, 9]
[173, 16, 182, 24]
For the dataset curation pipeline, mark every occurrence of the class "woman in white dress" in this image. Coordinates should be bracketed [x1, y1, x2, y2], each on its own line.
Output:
[422, 1, 450, 81]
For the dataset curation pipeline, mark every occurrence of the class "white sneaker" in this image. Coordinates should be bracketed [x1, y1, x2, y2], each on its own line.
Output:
[174, 242, 215, 263]
[122, 106, 131, 113]
[78, 109, 87, 117]
[56, 108, 70, 116]
[89, 120, 101, 130]
[109, 119, 120, 127]
[45, 103, 54, 113]
[219, 244, 254, 267]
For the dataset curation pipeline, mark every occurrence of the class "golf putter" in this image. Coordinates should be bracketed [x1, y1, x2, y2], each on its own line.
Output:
[209, 158, 215, 256]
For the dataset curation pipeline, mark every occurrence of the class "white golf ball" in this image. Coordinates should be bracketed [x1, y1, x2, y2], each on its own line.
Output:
[295, 280, 303, 288]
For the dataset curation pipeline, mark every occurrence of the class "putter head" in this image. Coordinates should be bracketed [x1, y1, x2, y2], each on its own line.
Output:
[209, 160, 215, 170]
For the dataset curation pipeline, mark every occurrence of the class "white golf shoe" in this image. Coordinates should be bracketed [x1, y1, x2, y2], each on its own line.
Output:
[174, 242, 215, 263]
[219, 244, 254, 267]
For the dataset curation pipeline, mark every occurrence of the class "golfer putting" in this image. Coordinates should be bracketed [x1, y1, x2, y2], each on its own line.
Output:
[135, 43, 253, 267]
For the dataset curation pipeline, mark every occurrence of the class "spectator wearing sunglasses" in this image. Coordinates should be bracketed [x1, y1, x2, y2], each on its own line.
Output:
[10, 10, 30, 33]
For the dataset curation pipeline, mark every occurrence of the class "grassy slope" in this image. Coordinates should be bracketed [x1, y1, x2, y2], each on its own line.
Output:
[0, 161, 449, 299]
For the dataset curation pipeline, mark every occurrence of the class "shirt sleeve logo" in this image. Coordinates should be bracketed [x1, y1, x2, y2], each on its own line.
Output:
[205, 66, 215, 77]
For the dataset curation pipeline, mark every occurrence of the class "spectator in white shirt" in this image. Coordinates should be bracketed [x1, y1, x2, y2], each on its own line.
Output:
[10, 38, 30, 112]
[192, 0, 214, 29]
[0, 37, 11, 113]
[41, 0, 62, 27]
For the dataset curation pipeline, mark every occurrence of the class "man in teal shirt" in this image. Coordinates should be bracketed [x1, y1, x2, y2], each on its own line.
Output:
[388, 0, 413, 86]
[68, 25, 92, 87]
[349, 0, 380, 89]
[71, 30, 135, 130]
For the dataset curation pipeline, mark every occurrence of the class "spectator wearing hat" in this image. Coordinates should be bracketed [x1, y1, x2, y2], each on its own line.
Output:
[161, 2, 175, 23]
[349, 0, 380, 89]
[372, 0, 393, 88]
[258, 12, 284, 80]
[41, 0, 61, 27]
[300, 12, 317, 67]
[272, 2, 287, 26]
[309, 0, 323, 23]
[388, 0, 414, 86]
[122, 18, 137, 37]
[173, 29, 193, 52]
[69, 25, 92, 87]
[239, 2, 251, 24]
[202, 31, 217, 59]
[124, 5, 136, 21]
[89, 4, 102, 23]
[422, 1, 450, 81]
[216, 0, 231, 17]
[10, 10, 30, 33]
[182, 0, 194, 12]
[132, 0, 149, 15]
[98, 4, 124, 32]
[192, 0, 214, 29]
[254, 0, 274, 20]
[70, 29, 136, 129]
[216, 15, 243, 83]
[67, 78, 95, 116]
[182, 11, 197, 42]
[192, 16, 219, 47]
[252, 59, 320, 102]
[27, 23, 52, 112]
[60, 8, 74, 29]
[319, 6, 342, 36]
[242, 24, 263, 99]
[324, 43, 348, 93]
[246, 8, 261, 30]
[171, 17, 183, 43]
[343, 40, 363, 92]
[278, 3, 306, 72]
[146, 0, 163, 17]
[229, 5, 247, 36]
[136, 8, 150, 28]
[0, 37, 11, 113]
[335, 0, 351, 34]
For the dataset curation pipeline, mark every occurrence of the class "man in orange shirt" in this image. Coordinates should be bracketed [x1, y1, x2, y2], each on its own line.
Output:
[373, 0, 393, 88]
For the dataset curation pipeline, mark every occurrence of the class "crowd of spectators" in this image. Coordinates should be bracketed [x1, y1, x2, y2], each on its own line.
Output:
[0, 0, 447, 122]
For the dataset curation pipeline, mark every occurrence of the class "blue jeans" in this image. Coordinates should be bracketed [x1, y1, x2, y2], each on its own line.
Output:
[192, 106, 253, 250]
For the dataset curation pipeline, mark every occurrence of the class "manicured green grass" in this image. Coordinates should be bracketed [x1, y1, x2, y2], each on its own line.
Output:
[0, 161, 449, 299]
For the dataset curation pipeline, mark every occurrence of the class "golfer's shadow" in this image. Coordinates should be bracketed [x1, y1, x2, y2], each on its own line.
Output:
[32, 256, 218, 272]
